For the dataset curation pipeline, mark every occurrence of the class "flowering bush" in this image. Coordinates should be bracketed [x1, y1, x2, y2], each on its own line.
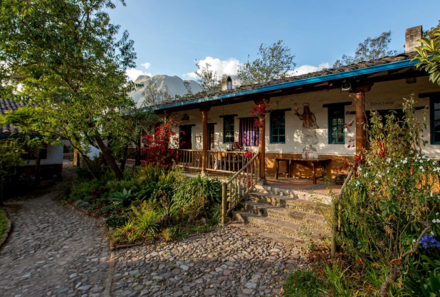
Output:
[250, 101, 268, 128]
[336, 97, 440, 295]
[142, 117, 180, 169]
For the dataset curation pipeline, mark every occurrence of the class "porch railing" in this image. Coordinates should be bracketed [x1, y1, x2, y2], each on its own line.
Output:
[221, 152, 260, 224]
[176, 149, 202, 169]
[206, 150, 248, 173]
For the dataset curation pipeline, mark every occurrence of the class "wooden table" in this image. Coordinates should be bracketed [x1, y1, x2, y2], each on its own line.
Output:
[275, 158, 331, 184]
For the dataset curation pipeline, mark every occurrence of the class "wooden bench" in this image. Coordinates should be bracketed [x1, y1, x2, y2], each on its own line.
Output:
[275, 158, 331, 184]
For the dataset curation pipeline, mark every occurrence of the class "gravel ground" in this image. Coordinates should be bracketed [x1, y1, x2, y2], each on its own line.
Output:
[0, 162, 302, 297]
[0, 192, 110, 297]
[111, 227, 301, 297]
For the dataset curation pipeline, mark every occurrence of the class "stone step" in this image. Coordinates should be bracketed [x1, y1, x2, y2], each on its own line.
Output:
[233, 211, 328, 242]
[248, 192, 330, 215]
[254, 184, 332, 205]
[243, 200, 329, 230]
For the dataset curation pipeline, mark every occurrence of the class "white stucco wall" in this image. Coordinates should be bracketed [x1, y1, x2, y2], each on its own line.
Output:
[170, 76, 440, 158]
[23, 144, 64, 166]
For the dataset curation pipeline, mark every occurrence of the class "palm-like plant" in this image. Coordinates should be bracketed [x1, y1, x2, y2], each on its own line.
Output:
[109, 188, 132, 207]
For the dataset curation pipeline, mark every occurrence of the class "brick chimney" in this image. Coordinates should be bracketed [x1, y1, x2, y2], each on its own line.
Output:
[405, 25, 423, 53]
[221, 76, 233, 91]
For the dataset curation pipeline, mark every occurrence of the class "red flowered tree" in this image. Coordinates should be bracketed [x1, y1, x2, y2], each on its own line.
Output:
[142, 117, 180, 169]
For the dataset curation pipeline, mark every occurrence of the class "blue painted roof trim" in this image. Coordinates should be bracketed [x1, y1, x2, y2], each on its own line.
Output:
[150, 58, 417, 111]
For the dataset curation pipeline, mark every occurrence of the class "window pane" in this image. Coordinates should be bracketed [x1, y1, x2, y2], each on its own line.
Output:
[436, 132, 440, 143]
[435, 111, 440, 121]
[338, 118, 343, 125]
[279, 136, 285, 143]
[272, 135, 278, 143]
[435, 102, 440, 110]
[279, 128, 285, 135]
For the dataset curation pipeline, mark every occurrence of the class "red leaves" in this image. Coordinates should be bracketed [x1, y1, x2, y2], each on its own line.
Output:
[142, 117, 180, 168]
[245, 151, 253, 159]
[250, 102, 268, 127]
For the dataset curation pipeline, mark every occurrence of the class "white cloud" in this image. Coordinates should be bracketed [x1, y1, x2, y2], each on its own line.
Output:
[141, 62, 151, 69]
[126, 68, 152, 81]
[288, 62, 330, 76]
[184, 57, 241, 80]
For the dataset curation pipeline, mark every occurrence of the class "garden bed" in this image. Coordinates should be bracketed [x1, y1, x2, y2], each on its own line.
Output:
[0, 208, 12, 249]
[60, 164, 224, 247]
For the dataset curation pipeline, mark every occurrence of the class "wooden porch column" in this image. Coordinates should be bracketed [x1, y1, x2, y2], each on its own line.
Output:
[354, 85, 372, 156]
[200, 106, 210, 175]
[254, 99, 269, 182]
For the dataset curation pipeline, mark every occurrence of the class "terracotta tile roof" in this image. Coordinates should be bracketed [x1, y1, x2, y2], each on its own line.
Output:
[148, 52, 419, 110]
[0, 98, 29, 135]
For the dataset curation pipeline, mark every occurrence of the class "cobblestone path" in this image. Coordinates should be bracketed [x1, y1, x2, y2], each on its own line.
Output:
[0, 189, 301, 297]
[111, 227, 300, 297]
[0, 192, 110, 297]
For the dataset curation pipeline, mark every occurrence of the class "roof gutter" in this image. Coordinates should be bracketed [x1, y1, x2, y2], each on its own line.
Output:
[150, 58, 418, 111]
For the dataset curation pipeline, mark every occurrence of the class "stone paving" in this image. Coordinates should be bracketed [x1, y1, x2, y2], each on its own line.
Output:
[0, 186, 302, 297]
[0, 192, 110, 297]
[111, 227, 301, 297]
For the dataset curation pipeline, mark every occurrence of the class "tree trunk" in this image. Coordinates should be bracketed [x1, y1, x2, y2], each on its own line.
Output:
[93, 134, 123, 179]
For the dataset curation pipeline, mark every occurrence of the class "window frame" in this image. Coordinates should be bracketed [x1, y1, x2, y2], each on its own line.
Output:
[328, 104, 345, 145]
[223, 115, 235, 144]
[430, 95, 440, 145]
[270, 110, 286, 144]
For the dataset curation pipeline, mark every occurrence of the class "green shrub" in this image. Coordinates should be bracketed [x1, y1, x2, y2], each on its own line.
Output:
[109, 188, 133, 207]
[284, 269, 324, 297]
[107, 178, 140, 194]
[402, 258, 440, 296]
[69, 179, 106, 202]
[0, 209, 8, 240]
[173, 176, 221, 221]
[105, 214, 128, 228]
[162, 226, 179, 242]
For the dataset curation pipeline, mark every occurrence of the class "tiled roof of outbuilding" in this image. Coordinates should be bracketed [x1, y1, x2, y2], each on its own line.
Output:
[148, 52, 419, 110]
[0, 98, 29, 135]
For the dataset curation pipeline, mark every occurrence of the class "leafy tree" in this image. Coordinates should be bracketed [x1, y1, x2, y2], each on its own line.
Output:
[183, 81, 193, 96]
[237, 40, 296, 85]
[0, 0, 138, 179]
[0, 139, 24, 205]
[141, 82, 175, 106]
[414, 28, 440, 86]
[423, 20, 440, 39]
[193, 61, 222, 93]
[333, 31, 398, 68]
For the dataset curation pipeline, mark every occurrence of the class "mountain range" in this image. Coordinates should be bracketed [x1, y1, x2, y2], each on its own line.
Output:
[130, 75, 202, 105]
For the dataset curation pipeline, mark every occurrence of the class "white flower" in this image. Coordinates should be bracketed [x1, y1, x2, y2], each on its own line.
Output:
[422, 155, 426, 159]
[395, 165, 398, 168]
[412, 239, 416, 243]
[436, 212, 439, 216]
[420, 160, 424, 163]
[387, 169, 390, 173]
[375, 181, 379, 184]
[422, 168, 425, 172]
[431, 191, 433, 197]
[431, 231, 435, 236]
[402, 159, 408, 164]
[428, 158, 431, 161]
[393, 178, 397, 182]
[365, 173, 368, 177]
[387, 158, 391, 163]
[433, 219, 436, 223]
[368, 161, 372, 165]
[433, 161, 437, 165]
[355, 181, 360, 187]
[358, 167, 362, 171]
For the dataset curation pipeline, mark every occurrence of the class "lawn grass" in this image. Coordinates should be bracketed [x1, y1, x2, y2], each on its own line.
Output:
[0, 209, 8, 241]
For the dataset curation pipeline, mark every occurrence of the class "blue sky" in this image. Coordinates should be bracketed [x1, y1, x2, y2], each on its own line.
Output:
[106, 0, 440, 81]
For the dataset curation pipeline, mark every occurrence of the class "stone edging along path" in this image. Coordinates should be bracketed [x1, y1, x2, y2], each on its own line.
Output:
[0, 207, 12, 250]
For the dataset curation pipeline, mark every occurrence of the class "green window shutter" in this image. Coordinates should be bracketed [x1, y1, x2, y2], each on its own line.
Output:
[328, 105, 345, 144]
[223, 116, 235, 143]
[270, 110, 286, 144]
